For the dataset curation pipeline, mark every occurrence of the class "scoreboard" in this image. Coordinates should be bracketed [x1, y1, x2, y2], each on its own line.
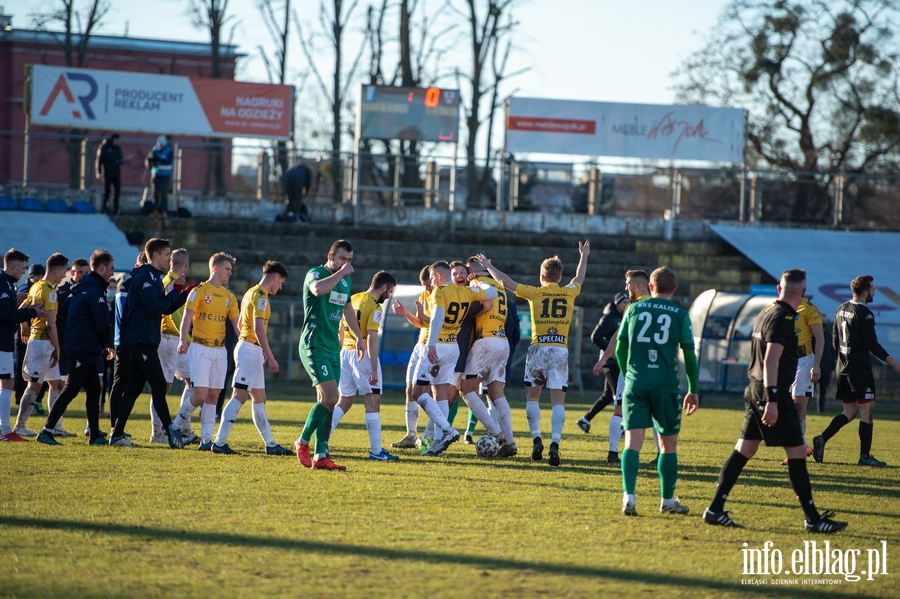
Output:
[357, 85, 460, 142]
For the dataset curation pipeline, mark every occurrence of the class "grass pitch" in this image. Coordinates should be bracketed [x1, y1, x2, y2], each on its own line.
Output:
[1, 389, 899, 598]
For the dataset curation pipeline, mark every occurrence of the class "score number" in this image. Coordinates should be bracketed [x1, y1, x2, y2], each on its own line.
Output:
[407, 87, 443, 108]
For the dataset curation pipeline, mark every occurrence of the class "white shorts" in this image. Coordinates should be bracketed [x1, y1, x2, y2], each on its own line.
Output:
[414, 343, 459, 386]
[23, 339, 60, 383]
[158, 335, 192, 383]
[339, 349, 383, 396]
[791, 354, 815, 397]
[0, 351, 13, 377]
[464, 337, 510, 385]
[615, 373, 625, 405]
[523, 344, 569, 391]
[189, 343, 228, 390]
[406, 344, 426, 384]
[232, 340, 265, 392]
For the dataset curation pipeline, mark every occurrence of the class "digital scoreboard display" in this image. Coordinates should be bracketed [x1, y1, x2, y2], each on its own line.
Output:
[358, 85, 460, 142]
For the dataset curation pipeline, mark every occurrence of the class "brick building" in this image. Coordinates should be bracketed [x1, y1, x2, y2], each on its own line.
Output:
[0, 11, 242, 194]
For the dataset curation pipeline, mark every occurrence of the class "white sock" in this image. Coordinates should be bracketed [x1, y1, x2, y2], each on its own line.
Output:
[434, 399, 451, 444]
[486, 398, 501, 429]
[405, 402, 419, 436]
[331, 405, 345, 435]
[491, 396, 514, 444]
[0, 388, 12, 435]
[48, 388, 62, 429]
[15, 387, 38, 429]
[171, 392, 198, 429]
[551, 404, 565, 444]
[424, 418, 434, 439]
[178, 386, 195, 432]
[464, 392, 501, 437]
[652, 428, 661, 452]
[525, 401, 541, 439]
[801, 419, 807, 445]
[215, 398, 242, 446]
[416, 393, 450, 433]
[609, 414, 623, 452]
[251, 402, 276, 447]
[150, 400, 163, 435]
[200, 403, 216, 443]
[365, 412, 381, 453]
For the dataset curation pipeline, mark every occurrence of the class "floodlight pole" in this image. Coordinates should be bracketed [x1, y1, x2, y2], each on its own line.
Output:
[352, 135, 362, 227]
[22, 114, 30, 188]
[448, 141, 457, 233]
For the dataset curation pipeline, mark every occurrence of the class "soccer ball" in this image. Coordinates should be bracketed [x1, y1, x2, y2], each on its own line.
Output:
[475, 435, 500, 458]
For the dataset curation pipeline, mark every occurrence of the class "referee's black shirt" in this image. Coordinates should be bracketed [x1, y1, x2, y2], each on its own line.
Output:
[748, 300, 798, 388]
[833, 301, 890, 376]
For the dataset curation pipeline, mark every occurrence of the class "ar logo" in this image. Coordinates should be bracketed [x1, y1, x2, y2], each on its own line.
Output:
[38, 72, 99, 120]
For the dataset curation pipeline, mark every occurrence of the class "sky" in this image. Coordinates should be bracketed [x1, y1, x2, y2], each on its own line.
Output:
[6, 0, 732, 156]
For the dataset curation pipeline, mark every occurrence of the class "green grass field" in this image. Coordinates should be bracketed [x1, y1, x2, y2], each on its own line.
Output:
[2, 389, 899, 598]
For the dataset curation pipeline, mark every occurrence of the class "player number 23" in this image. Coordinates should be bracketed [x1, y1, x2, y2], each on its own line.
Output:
[635, 312, 671, 344]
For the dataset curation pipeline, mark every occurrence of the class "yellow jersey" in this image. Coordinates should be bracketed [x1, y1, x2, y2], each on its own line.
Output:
[342, 292, 383, 350]
[28, 280, 57, 340]
[160, 271, 181, 336]
[516, 281, 581, 347]
[416, 289, 432, 345]
[185, 281, 239, 347]
[472, 276, 507, 339]
[796, 297, 823, 357]
[238, 284, 271, 345]
[429, 283, 489, 344]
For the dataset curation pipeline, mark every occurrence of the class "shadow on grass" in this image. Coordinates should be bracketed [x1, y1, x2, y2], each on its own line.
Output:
[0, 515, 886, 599]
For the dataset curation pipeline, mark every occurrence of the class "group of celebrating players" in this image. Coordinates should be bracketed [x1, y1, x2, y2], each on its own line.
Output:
[1, 237, 895, 531]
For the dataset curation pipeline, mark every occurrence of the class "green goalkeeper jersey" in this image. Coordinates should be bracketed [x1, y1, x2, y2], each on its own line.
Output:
[617, 297, 694, 393]
[299, 265, 351, 354]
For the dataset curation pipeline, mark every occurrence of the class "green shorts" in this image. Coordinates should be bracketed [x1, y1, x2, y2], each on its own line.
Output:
[299, 346, 340, 387]
[621, 384, 682, 436]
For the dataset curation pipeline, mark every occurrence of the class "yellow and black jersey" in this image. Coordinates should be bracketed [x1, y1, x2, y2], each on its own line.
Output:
[185, 281, 239, 347]
[342, 292, 383, 350]
[429, 284, 489, 344]
[516, 281, 581, 347]
[238, 285, 271, 345]
[28, 280, 57, 340]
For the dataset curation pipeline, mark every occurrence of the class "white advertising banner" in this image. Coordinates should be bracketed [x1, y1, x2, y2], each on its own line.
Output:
[28, 65, 293, 139]
[506, 97, 746, 163]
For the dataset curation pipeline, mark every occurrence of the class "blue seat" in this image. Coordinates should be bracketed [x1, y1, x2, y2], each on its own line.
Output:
[71, 200, 94, 214]
[0, 196, 15, 210]
[19, 197, 43, 211]
[45, 199, 69, 213]
[379, 350, 397, 365]
[395, 350, 412, 365]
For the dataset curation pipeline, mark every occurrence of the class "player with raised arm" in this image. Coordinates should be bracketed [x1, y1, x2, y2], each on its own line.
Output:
[813, 275, 900, 467]
[212, 261, 292, 455]
[617, 267, 699, 516]
[171, 253, 241, 451]
[478, 240, 590, 467]
[391, 265, 433, 449]
[295, 240, 364, 471]
[13, 253, 68, 437]
[330, 270, 398, 461]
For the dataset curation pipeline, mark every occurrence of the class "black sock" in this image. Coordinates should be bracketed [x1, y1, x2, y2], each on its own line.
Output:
[859, 421, 873, 456]
[821, 414, 850, 442]
[585, 395, 613, 420]
[787, 458, 820, 522]
[709, 451, 749, 512]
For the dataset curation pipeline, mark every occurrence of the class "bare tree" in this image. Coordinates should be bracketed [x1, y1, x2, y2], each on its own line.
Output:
[31, 0, 110, 188]
[454, 0, 525, 209]
[188, 0, 235, 196]
[295, 0, 366, 203]
[259, 0, 294, 182]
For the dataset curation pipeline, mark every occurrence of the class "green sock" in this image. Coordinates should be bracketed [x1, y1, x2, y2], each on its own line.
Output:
[466, 409, 478, 434]
[301, 402, 328, 444]
[621, 448, 640, 494]
[658, 452, 678, 500]
[447, 399, 460, 427]
[314, 405, 332, 457]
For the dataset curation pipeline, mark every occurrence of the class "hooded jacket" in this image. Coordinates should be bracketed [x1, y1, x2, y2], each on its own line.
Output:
[61, 272, 111, 356]
[590, 301, 624, 351]
[119, 263, 186, 348]
[0, 271, 37, 353]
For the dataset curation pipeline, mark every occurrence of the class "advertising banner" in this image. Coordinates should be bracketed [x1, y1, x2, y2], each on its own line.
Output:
[506, 97, 745, 163]
[28, 65, 293, 140]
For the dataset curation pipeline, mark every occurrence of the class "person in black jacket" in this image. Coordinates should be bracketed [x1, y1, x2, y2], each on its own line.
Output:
[110, 238, 188, 448]
[36, 250, 116, 445]
[52, 258, 89, 437]
[97, 133, 128, 214]
[1, 249, 50, 441]
[577, 293, 630, 434]
[817, 315, 835, 413]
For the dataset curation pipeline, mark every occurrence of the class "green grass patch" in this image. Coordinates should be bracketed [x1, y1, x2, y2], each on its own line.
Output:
[2, 390, 899, 598]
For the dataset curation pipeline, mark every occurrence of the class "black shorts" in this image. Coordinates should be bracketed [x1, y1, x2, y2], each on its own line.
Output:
[739, 381, 804, 447]
[835, 373, 875, 404]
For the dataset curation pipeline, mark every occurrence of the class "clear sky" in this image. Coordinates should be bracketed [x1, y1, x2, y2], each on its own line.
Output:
[6, 0, 731, 153]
